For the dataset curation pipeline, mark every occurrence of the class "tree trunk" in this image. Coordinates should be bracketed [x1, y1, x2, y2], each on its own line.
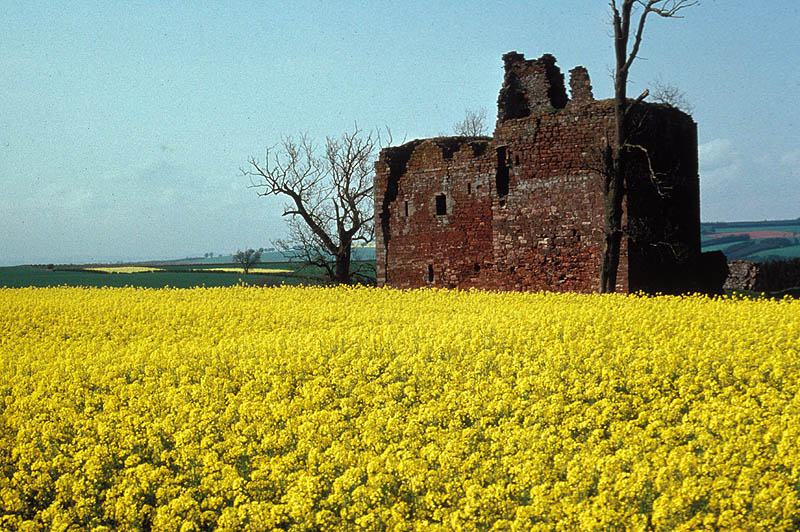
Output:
[601, 90, 629, 293]
[334, 240, 352, 284]
[600, 0, 695, 292]
[600, 2, 631, 293]
[600, 162, 624, 293]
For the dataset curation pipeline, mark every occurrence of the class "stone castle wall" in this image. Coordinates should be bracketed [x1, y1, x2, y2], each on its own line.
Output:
[375, 138, 494, 288]
[375, 52, 700, 294]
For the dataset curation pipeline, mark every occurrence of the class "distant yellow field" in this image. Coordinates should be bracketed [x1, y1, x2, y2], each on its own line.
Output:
[84, 266, 164, 273]
[2, 286, 799, 530]
[198, 267, 292, 274]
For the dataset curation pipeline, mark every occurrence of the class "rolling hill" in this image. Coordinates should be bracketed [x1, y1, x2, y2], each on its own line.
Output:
[701, 218, 800, 261]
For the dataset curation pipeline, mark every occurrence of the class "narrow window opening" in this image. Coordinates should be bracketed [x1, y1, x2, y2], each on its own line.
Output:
[404, 200, 409, 216]
[435, 194, 447, 215]
[467, 183, 472, 194]
[515, 154, 520, 165]
[427, 265, 434, 283]
[496, 147, 509, 197]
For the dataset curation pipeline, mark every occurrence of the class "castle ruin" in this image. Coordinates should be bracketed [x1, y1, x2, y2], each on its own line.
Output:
[375, 52, 707, 294]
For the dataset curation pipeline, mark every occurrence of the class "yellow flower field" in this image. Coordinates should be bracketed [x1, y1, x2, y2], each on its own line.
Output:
[1, 286, 799, 531]
[84, 267, 165, 274]
[196, 268, 293, 274]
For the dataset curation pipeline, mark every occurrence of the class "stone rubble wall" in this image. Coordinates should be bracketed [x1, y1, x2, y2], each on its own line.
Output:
[724, 259, 800, 292]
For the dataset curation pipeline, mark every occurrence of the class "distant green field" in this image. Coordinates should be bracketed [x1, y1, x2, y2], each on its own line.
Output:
[0, 261, 376, 289]
[700, 242, 733, 253]
[701, 238, 800, 261]
[702, 219, 800, 232]
[748, 244, 800, 261]
[158, 247, 376, 265]
[700, 219, 800, 261]
[703, 225, 800, 235]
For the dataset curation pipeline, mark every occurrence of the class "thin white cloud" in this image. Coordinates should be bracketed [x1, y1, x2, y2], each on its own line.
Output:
[699, 138, 799, 222]
[698, 139, 744, 203]
[699, 138, 739, 174]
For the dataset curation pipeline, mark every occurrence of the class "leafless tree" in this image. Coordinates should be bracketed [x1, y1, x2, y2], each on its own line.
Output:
[234, 248, 261, 274]
[453, 108, 489, 136]
[242, 125, 380, 284]
[650, 77, 694, 113]
[601, 0, 698, 293]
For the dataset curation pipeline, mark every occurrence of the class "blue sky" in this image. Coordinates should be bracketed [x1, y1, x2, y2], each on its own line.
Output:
[2, 1, 798, 265]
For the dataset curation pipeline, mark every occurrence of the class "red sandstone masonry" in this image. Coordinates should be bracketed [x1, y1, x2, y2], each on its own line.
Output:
[375, 53, 699, 294]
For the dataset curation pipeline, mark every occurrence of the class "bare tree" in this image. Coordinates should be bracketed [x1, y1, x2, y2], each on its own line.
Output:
[234, 248, 261, 274]
[601, 0, 698, 293]
[453, 108, 489, 136]
[651, 77, 694, 113]
[242, 125, 379, 284]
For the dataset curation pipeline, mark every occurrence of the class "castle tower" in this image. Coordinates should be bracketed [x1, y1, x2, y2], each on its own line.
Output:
[497, 52, 568, 122]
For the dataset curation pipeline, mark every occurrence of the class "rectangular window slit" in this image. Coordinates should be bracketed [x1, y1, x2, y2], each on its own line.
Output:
[404, 200, 409, 216]
[435, 194, 447, 215]
[496, 147, 509, 197]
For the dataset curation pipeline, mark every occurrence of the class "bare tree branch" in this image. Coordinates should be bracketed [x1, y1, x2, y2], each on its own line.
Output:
[453, 108, 489, 137]
[241, 125, 381, 284]
[234, 248, 261, 274]
[626, 143, 673, 197]
[650, 78, 694, 113]
[638, 0, 699, 17]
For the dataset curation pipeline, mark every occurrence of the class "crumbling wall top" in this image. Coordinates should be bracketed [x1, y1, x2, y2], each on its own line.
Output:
[497, 52, 568, 123]
[379, 136, 491, 171]
[568, 66, 594, 104]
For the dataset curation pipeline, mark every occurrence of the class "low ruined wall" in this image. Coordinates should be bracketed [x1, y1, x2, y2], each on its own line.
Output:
[723, 260, 759, 291]
[724, 259, 800, 292]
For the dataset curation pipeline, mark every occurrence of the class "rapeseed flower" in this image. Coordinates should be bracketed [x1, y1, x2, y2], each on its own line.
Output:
[1, 286, 798, 530]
